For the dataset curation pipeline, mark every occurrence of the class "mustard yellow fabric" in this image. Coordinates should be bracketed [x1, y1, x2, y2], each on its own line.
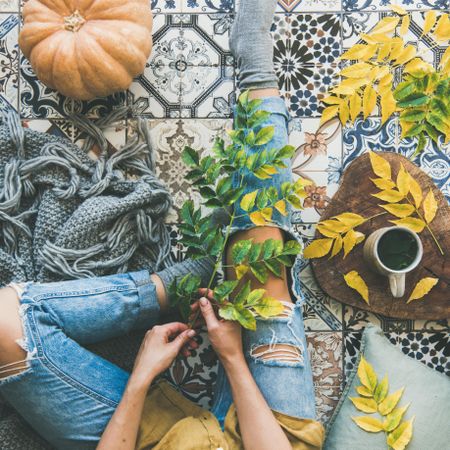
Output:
[136, 381, 324, 450]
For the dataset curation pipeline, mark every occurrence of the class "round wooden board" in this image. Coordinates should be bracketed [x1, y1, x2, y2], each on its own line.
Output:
[311, 152, 450, 320]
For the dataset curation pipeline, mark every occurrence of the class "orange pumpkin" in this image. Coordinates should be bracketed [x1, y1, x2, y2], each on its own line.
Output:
[19, 0, 153, 100]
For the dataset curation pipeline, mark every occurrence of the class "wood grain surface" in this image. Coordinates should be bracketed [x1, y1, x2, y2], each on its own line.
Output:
[311, 152, 450, 319]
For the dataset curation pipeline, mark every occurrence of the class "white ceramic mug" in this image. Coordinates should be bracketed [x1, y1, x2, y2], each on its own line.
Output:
[363, 226, 423, 298]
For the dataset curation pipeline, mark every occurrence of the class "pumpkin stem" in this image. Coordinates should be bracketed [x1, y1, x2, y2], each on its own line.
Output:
[64, 10, 85, 32]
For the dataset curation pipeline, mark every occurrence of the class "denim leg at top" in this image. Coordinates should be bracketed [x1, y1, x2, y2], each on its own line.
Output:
[211, 96, 316, 426]
[0, 271, 159, 450]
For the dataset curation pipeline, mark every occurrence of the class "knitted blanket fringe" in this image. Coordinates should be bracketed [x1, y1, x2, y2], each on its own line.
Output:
[0, 108, 174, 286]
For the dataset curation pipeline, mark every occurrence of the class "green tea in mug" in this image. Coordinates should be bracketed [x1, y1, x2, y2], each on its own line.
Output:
[377, 228, 419, 271]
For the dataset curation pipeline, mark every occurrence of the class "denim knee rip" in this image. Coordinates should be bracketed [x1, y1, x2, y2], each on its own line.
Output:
[0, 283, 37, 386]
[248, 301, 304, 368]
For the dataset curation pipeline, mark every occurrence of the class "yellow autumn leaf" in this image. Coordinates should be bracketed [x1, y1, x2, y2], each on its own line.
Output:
[274, 199, 288, 216]
[380, 89, 397, 124]
[343, 229, 362, 258]
[394, 45, 416, 65]
[235, 264, 249, 280]
[333, 212, 365, 227]
[396, 164, 410, 195]
[330, 235, 343, 258]
[349, 93, 361, 122]
[333, 78, 370, 96]
[321, 105, 340, 125]
[319, 219, 350, 233]
[371, 177, 396, 190]
[374, 375, 389, 403]
[378, 72, 394, 87]
[390, 4, 407, 15]
[404, 57, 435, 75]
[356, 385, 374, 397]
[422, 10, 437, 35]
[339, 99, 350, 125]
[317, 224, 340, 238]
[352, 416, 384, 433]
[363, 84, 377, 118]
[249, 211, 267, 226]
[340, 44, 377, 61]
[372, 189, 405, 203]
[399, 14, 410, 35]
[349, 397, 378, 413]
[377, 42, 392, 61]
[322, 95, 343, 105]
[371, 65, 390, 81]
[380, 203, 415, 218]
[440, 46, 450, 70]
[344, 270, 369, 304]
[340, 62, 373, 78]
[303, 238, 334, 259]
[378, 388, 405, 415]
[384, 404, 410, 432]
[371, 17, 400, 35]
[369, 151, 391, 179]
[407, 173, 422, 208]
[434, 14, 450, 41]
[357, 356, 378, 392]
[399, 120, 416, 139]
[261, 207, 273, 221]
[240, 190, 258, 212]
[387, 418, 415, 450]
[407, 277, 439, 303]
[423, 189, 437, 223]
[390, 217, 426, 233]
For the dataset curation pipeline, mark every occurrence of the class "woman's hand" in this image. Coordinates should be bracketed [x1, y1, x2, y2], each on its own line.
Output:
[131, 322, 197, 387]
[192, 290, 244, 365]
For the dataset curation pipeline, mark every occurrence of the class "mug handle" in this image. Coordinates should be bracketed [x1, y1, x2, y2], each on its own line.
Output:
[388, 273, 405, 298]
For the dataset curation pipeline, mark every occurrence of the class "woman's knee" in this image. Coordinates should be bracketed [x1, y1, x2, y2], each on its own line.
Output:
[0, 287, 28, 379]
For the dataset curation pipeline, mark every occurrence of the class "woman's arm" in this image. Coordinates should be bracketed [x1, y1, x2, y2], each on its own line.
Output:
[97, 323, 197, 450]
[198, 297, 292, 450]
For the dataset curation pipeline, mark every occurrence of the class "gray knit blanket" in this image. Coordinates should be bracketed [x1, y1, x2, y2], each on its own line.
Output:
[0, 108, 174, 449]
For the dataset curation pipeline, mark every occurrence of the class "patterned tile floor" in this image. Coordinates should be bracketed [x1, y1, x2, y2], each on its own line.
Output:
[1, 0, 448, 426]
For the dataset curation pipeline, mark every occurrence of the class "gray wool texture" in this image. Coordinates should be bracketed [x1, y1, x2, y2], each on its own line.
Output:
[0, 108, 214, 449]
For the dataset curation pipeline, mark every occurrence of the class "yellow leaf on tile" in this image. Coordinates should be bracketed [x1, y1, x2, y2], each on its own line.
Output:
[422, 10, 437, 35]
[303, 238, 334, 259]
[363, 84, 377, 118]
[399, 14, 410, 35]
[350, 397, 378, 413]
[387, 418, 415, 450]
[369, 151, 392, 179]
[352, 416, 384, 433]
[378, 388, 405, 415]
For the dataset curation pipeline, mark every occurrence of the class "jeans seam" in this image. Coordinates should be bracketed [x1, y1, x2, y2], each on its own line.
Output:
[27, 306, 120, 409]
[32, 285, 136, 302]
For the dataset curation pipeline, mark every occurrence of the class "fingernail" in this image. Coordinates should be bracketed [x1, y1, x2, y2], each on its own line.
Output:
[188, 330, 196, 337]
[200, 297, 208, 306]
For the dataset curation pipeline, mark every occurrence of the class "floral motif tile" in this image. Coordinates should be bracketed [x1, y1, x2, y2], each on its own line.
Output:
[343, 0, 449, 12]
[20, 55, 73, 119]
[277, 0, 341, 12]
[151, 0, 183, 12]
[182, 0, 234, 12]
[0, 14, 19, 112]
[290, 117, 342, 172]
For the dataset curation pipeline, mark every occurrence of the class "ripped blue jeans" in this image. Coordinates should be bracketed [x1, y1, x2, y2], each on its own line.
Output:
[211, 96, 316, 425]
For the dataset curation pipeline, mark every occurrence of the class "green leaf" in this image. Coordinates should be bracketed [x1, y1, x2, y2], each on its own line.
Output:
[253, 296, 284, 318]
[264, 259, 283, 277]
[204, 198, 223, 208]
[400, 109, 426, 122]
[250, 262, 269, 283]
[393, 81, 415, 100]
[217, 177, 233, 196]
[235, 280, 252, 306]
[213, 280, 239, 301]
[234, 307, 256, 330]
[199, 186, 216, 199]
[374, 375, 389, 403]
[223, 187, 246, 205]
[262, 239, 277, 259]
[219, 304, 237, 321]
[427, 112, 447, 135]
[282, 240, 302, 256]
[397, 92, 430, 108]
[277, 145, 296, 159]
[403, 123, 424, 138]
[240, 190, 258, 212]
[424, 121, 440, 143]
[413, 133, 427, 156]
[232, 239, 253, 264]
[245, 130, 256, 146]
[182, 146, 200, 166]
[254, 126, 275, 146]
[180, 201, 195, 226]
[247, 289, 266, 305]
[248, 110, 271, 128]
[212, 137, 225, 157]
[248, 242, 263, 263]
[256, 189, 270, 209]
[286, 194, 303, 209]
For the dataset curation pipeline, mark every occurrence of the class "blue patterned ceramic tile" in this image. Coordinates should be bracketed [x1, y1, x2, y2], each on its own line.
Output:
[277, 0, 341, 12]
[21, 119, 74, 141]
[20, 54, 73, 119]
[151, 0, 183, 12]
[182, 0, 234, 12]
[72, 93, 126, 119]
[0, 14, 19, 112]
[343, 0, 449, 12]
[342, 117, 397, 169]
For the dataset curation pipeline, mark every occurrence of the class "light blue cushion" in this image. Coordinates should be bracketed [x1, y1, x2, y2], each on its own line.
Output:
[325, 324, 450, 450]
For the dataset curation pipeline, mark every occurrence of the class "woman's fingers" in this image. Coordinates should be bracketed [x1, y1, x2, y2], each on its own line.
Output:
[198, 288, 214, 300]
[199, 297, 219, 330]
[161, 322, 189, 338]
